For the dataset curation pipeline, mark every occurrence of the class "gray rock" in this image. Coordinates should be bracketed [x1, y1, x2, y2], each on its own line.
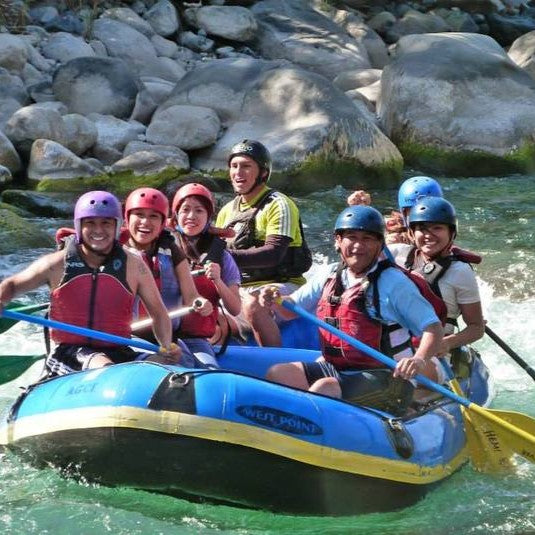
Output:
[41, 32, 96, 63]
[89, 39, 108, 57]
[0, 98, 22, 132]
[509, 30, 535, 79]
[0, 69, 28, 103]
[139, 77, 176, 104]
[26, 43, 55, 72]
[1, 190, 76, 217]
[92, 144, 123, 166]
[89, 114, 146, 152]
[101, 7, 155, 37]
[44, 12, 84, 35]
[29, 6, 59, 26]
[186, 6, 258, 42]
[367, 11, 397, 34]
[110, 149, 189, 175]
[0, 165, 12, 185]
[5, 104, 68, 156]
[487, 12, 535, 46]
[27, 80, 55, 103]
[144, 0, 180, 37]
[91, 18, 159, 77]
[62, 114, 98, 155]
[160, 57, 401, 191]
[432, 8, 479, 32]
[147, 104, 221, 150]
[151, 34, 180, 58]
[252, 0, 370, 80]
[333, 68, 382, 91]
[0, 131, 21, 174]
[52, 57, 140, 118]
[28, 139, 101, 181]
[430, 1, 505, 14]
[155, 57, 187, 83]
[179, 31, 215, 53]
[21, 62, 45, 87]
[0, 34, 29, 72]
[379, 32, 535, 174]
[130, 89, 158, 124]
[386, 9, 452, 43]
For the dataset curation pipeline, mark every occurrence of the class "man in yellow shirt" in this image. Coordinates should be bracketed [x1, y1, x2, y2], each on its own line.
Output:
[216, 139, 312, 346]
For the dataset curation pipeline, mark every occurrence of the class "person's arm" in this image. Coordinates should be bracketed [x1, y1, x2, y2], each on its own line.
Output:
[204, 261, 241, 316]
[128, 253, 176, 351]
[347, 190, 371, 206]
[393, 321, 443, 380]
[439, 301, 484, 355]
[0, 251, 63, 309]
[228, 234, 291, 268]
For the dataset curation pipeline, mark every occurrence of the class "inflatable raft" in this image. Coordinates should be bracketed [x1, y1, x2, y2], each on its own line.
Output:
[0, 322, 490, 515]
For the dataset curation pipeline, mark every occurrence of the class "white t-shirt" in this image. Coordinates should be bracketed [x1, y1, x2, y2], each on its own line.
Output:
[390, 244, 481, 333]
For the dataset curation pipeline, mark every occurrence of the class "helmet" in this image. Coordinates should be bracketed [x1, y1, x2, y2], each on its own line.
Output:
[334, 206, 385, 238]
[172, 183, 215, 220]
[408, 197, 457, 233]
[397, 176, 443, 211]
[228, 139, 272, 182]
[125, 187, 169, 221]
[74, 191, 123, 243]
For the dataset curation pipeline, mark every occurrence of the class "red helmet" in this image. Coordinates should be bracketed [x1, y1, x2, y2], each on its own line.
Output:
[172, 183, 215, 220]
[125, 188, 169, 220]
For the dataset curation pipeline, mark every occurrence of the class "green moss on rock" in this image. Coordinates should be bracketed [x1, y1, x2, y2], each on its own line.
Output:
[269, 152, 403, 194]
[0, 209, 54, 254]
[399, 141, 535, 177]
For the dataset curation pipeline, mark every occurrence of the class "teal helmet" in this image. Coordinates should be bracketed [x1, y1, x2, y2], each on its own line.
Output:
[398, 176, 443, 211]
[408, 197, 457, 234]
[334, 206, 385, 238]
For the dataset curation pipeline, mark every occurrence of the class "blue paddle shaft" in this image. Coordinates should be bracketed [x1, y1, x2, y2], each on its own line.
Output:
[280, 300, 471, 408]
[1, 309, 159, 353]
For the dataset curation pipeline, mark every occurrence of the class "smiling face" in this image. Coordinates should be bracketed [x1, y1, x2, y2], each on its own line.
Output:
[80, 217, 116, 256]
[177, 196, 209, 237]
[229, 155, 265, 200]
[127, 208, 164, 250]
[335, 229, 383, 275]
[411, 222, 452, 259]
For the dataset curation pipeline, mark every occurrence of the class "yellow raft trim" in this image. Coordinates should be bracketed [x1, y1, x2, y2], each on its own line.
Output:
[0, 405, 468, 484]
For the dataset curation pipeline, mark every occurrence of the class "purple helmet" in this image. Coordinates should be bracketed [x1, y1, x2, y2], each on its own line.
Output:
[74, 191, 123, 243]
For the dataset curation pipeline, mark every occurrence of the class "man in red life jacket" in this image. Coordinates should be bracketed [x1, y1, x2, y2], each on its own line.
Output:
[0, 191, 181, 376]
[260, 205, 444, 401]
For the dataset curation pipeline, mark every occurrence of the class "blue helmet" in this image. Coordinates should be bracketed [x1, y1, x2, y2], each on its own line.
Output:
[334, 206, 385, 238]
[397, 176, 443, 211]
[408, 197, 457, 233]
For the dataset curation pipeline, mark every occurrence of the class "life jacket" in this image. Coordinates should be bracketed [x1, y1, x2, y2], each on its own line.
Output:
[177, 236, 226, 338]
[127, 229, 182, 329]
[316, 261, 415, 370]
[223, 188, 312, 283]
[49, 237, 134, 347]
[400, 245, 479, 330]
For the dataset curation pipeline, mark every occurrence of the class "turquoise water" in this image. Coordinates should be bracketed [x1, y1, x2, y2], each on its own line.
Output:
[1, 175, 534, 533]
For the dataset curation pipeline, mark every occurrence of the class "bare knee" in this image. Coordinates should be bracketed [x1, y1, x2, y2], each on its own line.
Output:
[310, 377, 342, 398]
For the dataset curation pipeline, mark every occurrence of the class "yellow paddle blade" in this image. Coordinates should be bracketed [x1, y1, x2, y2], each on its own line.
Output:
[469, 403, 535, 465]
[449, 379, 515, 473]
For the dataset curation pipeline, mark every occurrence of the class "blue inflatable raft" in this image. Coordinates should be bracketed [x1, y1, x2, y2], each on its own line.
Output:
[0, 319, 490, 515]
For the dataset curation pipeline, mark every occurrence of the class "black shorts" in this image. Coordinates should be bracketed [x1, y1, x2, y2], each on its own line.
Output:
[302, 361, 413, 415]
[45, 344, 138, 376]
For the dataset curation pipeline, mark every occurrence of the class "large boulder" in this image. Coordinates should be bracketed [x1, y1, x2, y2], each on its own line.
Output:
[509, 30, 535, 80]
[28, 139, 102, 181]
[0, 131, 21, 175]
[41, 32, 96, 63]
[160, 57, 402, 192]
[379, 33, 535, 176]
[251, 0, 370, 80]
[52, 57, 140, 118]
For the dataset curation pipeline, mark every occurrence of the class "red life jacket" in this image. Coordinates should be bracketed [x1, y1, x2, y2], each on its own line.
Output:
[316, 262, 414, 370]
[178, 237, 226, 338]
[50, 237, 134, 347]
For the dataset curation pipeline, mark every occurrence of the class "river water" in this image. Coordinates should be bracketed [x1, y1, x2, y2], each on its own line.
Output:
[0, 174, 534, 534]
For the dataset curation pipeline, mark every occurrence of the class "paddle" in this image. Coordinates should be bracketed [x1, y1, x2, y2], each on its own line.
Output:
[485, 325, 535, 381]
[278, 298, 535, 468]
[131, 301, 200, 331]
[0, 301, 49, 334]
[0, 354, 44, 385]
[1, 309, 159, 353]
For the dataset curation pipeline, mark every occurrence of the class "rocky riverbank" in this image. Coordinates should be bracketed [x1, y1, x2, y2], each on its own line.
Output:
[1, 0, 535, 207]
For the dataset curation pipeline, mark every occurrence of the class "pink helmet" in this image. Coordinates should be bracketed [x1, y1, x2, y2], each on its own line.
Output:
[74, 191, 122, 243]
[172, 183, 215, 220]
[124, 187, 169, 221]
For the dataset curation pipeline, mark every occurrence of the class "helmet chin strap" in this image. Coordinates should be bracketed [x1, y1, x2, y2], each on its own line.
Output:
[239, 169, 267, 197]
